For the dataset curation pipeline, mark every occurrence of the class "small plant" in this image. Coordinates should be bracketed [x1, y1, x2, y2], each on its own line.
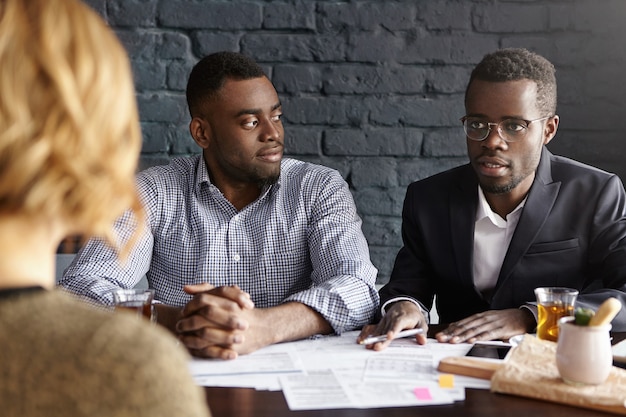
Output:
[574, 307, 595, 326]
[573, 298, 621, 327]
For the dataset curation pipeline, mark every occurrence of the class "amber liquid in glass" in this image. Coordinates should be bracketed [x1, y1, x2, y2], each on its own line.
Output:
[537, 302, 574, 342]
[115, 301, 151, 320]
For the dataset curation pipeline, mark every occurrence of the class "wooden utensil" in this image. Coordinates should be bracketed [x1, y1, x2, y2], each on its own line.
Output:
[437, 356, 503, 380]
[588, 298, 622, 327]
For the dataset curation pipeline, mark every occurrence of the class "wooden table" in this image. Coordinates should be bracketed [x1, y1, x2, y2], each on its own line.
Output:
[203, 330, 626, 416]
[204, 385, 617, 416]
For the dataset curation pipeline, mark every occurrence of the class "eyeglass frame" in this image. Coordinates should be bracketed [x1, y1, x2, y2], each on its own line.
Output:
[460, 115, 554, 143]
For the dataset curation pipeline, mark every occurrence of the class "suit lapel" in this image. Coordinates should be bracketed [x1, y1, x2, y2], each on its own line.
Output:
[450, 165, 479, 284]
[496, 148, 561, 286]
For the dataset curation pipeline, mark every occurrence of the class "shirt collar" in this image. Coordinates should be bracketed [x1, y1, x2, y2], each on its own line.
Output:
[475, 185, 526, 228]
[195, 154, 212, 190]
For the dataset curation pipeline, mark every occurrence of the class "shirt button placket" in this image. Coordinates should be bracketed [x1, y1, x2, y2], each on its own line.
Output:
[229, 214, 242, 267]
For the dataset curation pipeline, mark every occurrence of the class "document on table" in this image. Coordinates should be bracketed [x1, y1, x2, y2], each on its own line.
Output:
[280, 369, 461, 410]
[188, 331, 491, 409]
[189, 342, 303, 390]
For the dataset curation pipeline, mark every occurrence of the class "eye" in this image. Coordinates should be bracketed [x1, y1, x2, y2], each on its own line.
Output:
[502, 120, 527, 133]
[242, 118, 259, 129]
[468, 119, 488, 130]
[271, 113, 282, 123]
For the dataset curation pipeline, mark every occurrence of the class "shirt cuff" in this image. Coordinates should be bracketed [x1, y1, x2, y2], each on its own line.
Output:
[520, 303, 538, 332]
[381, 296, 430, 325]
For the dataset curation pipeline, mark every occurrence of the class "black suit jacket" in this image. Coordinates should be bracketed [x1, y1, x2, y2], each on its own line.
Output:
[380, 148, 626, 330]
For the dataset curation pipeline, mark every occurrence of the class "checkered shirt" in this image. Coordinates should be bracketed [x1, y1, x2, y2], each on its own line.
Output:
[59, 155, 379, 333]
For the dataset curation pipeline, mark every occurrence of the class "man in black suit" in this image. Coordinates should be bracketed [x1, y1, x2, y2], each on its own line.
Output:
[359, 48, 626, 348]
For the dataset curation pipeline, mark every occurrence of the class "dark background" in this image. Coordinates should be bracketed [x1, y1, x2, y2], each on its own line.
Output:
[83, 0, 626, 285]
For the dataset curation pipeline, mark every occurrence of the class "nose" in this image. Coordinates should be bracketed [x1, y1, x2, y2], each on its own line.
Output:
[481, 124, 508, 150]
[259, 117, 282, 142]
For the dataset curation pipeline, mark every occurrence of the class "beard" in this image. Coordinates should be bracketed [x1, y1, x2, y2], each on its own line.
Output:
[480, 174, 526, 194]
[256, 172, 280, 189]
[474, 150, 541, 195]
[248, 162, 281, 189]
[479, 165, 534, 195]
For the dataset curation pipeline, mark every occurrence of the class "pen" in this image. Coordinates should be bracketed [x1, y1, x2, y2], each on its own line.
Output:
[358, 328, 424, 345]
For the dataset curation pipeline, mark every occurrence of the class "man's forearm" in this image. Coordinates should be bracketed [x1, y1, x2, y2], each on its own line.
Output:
[254, 301, 333, 346]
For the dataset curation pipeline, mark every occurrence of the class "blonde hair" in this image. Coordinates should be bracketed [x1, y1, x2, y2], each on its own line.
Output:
[0, 0, 143, 253]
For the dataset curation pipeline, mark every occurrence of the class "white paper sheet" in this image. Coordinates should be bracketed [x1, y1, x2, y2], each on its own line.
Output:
[280, 369, 461, 410]
[189, 342, 303, 390]
[189, 330, 492, 409]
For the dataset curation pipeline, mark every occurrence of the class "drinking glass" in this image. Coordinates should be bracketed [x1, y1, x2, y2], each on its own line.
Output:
[534, 287, 578, 342]
[111, 288, 155, 321]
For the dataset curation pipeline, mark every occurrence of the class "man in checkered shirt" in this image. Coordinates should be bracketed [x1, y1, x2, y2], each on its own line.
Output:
[59, 52, 379, 359]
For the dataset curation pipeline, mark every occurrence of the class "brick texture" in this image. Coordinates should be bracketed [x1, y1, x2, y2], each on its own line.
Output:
[85, 0, 626, 285]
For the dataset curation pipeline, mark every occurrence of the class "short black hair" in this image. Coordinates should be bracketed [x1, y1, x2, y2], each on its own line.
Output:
[465, 48, 557, 116]
[186, 51, 266, 117]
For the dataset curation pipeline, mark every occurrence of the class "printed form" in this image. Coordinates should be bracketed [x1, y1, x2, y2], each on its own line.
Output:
[188, 331, 491, 410]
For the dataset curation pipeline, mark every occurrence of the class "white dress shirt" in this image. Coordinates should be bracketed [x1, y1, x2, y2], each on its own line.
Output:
[473, 186, 525, 296]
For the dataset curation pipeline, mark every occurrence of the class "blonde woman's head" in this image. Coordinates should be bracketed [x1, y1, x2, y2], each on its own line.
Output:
[0, 0, 143, 250]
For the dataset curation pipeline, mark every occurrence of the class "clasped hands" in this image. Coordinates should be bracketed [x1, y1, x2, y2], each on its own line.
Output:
[175, 283, 267, 360]
[357, 300, 535, 350]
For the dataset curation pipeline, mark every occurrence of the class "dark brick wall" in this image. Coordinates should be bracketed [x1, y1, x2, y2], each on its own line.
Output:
[84, 0, 626, 285]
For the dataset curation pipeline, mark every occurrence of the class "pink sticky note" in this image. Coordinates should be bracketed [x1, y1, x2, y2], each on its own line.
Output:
[413, 387, 432, 400]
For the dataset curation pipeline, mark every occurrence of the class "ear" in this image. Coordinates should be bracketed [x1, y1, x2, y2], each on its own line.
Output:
[543, 115, 559, 145]
[189, 117, 211, 149]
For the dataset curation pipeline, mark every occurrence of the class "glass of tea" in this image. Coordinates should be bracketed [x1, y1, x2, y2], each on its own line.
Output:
[111, 289, 155, 322]
[534, 287, 578, 342]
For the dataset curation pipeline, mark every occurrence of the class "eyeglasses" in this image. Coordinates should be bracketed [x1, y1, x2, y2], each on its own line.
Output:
[460, 116, 552, 143]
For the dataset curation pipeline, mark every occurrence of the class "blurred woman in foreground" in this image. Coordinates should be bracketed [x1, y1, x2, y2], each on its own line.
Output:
[0, 0, 210, 415]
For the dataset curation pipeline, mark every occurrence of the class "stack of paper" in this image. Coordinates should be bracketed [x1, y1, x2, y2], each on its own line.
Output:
[189, 331, 491, 410]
